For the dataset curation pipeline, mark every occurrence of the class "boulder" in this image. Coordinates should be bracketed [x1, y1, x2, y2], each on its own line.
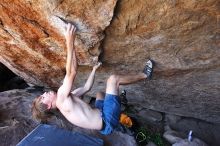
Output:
[173, 138, 208, 146]
[0, 0, 117, 87]
[0, 88, 40, 146]
[0, 0, 220, 125]
[101, 0, 220, 124]
[137, 109, 163, 124]
[163, 128, 185, 144]
[164, 114, 220, 146]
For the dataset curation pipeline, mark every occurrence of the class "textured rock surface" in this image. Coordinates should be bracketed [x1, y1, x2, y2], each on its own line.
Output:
[164, 114, 220, 146]
[0, 0, 117, 87]
[0, 88, 137, 146]
[94, 0, 220, 123]
[173, 138, 208, 146]
[0, 88, 40, 146]
[0, 0, 220, 124]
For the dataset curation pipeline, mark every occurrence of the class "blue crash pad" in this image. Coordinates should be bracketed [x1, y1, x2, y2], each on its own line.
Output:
[17, 124, 103, 146]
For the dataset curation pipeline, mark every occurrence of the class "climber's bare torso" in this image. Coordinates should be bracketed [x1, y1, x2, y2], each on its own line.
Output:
[56, 93, 103, 130]
[53, 23, 102, 131]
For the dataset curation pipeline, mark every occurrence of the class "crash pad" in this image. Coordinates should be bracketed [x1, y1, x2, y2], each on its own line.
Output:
[17, 124, 103, 146]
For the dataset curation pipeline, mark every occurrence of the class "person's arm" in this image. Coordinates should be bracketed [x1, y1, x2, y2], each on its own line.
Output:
[71, 62, 102, 97]
[57, 23, 77, 100]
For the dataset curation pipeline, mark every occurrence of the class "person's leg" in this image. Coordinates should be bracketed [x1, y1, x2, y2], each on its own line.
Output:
[100, 60, 153, 135]
[105, 73, 147, 95]
[105, 60, 153, 95]
[100, 74, 146, 134]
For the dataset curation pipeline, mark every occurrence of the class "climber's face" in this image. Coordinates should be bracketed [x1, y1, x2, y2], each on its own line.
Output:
[40, 91, 56, 109]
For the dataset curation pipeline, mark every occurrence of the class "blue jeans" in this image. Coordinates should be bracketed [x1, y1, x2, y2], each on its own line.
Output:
[95, 93, 121, 135]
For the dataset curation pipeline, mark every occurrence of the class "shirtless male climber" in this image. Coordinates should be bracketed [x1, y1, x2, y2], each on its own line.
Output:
[32, 23, 154, 135]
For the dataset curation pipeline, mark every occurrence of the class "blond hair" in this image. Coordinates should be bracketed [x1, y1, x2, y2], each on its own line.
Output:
[31, 96, 54, 122]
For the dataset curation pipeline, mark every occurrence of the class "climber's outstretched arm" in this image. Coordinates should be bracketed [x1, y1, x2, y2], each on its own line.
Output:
[71, 62, 102, 97]
[58, 23, 77, 99]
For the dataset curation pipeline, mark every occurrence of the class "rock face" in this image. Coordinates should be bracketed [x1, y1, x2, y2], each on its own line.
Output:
[0, 0, 220, 124]
[164, 114, 220, 146]
[0, 0, 117, 87]
[0, 88, 40, 146]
